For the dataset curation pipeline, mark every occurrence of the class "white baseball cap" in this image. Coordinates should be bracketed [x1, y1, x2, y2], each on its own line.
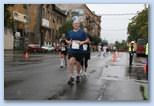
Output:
[72, 16, 80, 24]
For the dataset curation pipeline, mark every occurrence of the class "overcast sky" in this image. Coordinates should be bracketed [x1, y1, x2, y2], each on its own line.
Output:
[86, 4, 145, 43]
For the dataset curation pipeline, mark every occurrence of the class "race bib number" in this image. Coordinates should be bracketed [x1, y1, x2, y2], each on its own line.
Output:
[72, 41, 80, 49]
[83, 44, 88, 51]
[61, 47, 66, 51]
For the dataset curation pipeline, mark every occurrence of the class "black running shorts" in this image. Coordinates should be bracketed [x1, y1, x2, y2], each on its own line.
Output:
[68, 52, 83, 64]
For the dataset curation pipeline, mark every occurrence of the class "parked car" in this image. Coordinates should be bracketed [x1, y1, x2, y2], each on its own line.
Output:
[136, 39, 146, 56]
[41, 45, 55, 52]
[27, 44, 47, 53]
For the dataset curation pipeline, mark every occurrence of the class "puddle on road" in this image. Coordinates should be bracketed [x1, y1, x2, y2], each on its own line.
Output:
[48, 89, 67, 100]
[47, 77, 89, 100]
[47, 85, 68, 100]
[105, 75, 119, 78]
[47, 85, 81, 100]
[127, 66, 147, 80]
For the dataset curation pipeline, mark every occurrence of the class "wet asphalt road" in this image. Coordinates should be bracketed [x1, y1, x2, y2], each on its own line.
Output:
[4, 52, 148, 100]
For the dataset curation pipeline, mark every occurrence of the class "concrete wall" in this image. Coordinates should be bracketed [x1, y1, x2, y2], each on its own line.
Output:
[4, 28, 14, 50]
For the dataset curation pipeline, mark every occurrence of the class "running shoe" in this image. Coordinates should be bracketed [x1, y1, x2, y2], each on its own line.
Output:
[76, 76, 80, 83]
[67, 77, 74, 85]
[84, 71, 87, 76]
[60, 66, 64, 68]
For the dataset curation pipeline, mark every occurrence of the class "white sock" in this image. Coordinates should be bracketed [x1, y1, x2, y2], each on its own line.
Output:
[77, 71, 81, 76]
[60, 58, 64, 66]
[70, 72, 75, 78]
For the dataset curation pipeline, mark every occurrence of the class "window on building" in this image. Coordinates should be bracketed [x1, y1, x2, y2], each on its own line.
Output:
[46, 4, 49, 8]
[42, 7, 45, 18]
[14, 12, 18, 17]
[60, 17, 62, 24]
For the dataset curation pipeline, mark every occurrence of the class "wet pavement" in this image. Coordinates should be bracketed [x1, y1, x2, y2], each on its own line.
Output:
[4, 50, 58, 68]
[127, 55, 147, 81]
[4, 51, 148, 100]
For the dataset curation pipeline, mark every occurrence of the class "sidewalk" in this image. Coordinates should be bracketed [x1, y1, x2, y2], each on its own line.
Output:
[98, 52, 148, 100]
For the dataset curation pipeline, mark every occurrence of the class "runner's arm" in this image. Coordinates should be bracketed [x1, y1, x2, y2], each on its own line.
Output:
[65, 31, 71, 45]
[65, 39, 72, 45]
[80, 38, 90, 45]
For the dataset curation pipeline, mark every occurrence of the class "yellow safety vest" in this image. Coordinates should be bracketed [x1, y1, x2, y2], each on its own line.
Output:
[128, 44, 135, 52]
[145, 43, 148, 55]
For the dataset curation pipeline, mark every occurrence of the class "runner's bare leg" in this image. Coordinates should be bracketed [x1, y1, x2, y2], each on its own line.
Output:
[68, 57, 76, 78]
[76, 61, 81, 76]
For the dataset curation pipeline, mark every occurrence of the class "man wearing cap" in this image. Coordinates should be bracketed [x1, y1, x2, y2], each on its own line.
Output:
[65, 17, 89, 85]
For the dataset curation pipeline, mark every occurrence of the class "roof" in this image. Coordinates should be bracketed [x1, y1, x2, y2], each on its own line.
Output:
[53, 4, 67, 17]
[84, 4, 101, 18]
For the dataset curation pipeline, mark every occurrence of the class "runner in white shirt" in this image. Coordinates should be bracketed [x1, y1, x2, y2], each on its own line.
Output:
[59, 39, 67, 68]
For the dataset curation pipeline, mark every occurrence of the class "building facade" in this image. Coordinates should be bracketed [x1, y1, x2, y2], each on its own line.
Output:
[41, 4, 66, 46]
[5, 4, 66, 50]
[56, 4, 101, 37]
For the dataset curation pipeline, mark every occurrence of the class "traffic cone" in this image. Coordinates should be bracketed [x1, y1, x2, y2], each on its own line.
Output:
[23, 51, 29, 59]
[112, 53, 116, 63]
[144, 64, 147, 74]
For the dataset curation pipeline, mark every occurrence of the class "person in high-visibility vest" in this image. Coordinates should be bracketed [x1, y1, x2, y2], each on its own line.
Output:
[128, 41, 135, 66]
[145, 43, 148, 80]
[128, 41, 135, 52]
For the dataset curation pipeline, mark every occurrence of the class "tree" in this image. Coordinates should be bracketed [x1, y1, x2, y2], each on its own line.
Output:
[101, 40, 108, 46]
[4, 4, 14, 28]
[59, 20, 72, 36]
[115, 41, 120, 48]
[127, 7, 148, 42]
[114, 40, 128, 50]
[91, 36, 102, 45]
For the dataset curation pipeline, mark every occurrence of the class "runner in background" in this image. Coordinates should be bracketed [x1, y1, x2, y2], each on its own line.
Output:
[102, 45, 107, 57]
[80, 28, 91, 76]
[59, 39, 67, 68]
[98, 44, 102, 57]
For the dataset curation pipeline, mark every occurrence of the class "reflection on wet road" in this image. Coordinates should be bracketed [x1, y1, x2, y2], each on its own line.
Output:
[4, 52, 148, 100]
